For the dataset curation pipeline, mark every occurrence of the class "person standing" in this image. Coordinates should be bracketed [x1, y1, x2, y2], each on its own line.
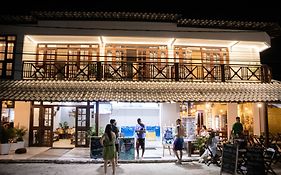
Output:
[231, 116, 243, 138]
[110, 119, 120, 166]
[173, 118, 185, 164]
[100, 124, 116, 175]
[135, 118, 146, 159]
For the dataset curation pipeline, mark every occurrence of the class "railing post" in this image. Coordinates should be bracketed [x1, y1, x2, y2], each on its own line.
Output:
[261, 65, 265, 83]
[221, 64, 225, 82]
[97, 61, 102, 81]
[175, 63, 179, 81]
[264, 65, 270, 83]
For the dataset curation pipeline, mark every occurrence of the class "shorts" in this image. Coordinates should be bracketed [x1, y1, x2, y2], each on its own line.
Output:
[173, 137, 184, 150]
[136, 138, 145, 149]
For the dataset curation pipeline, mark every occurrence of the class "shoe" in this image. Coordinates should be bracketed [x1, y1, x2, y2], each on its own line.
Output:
[136, 155, 139, 159]
[175, 160, 182, 164]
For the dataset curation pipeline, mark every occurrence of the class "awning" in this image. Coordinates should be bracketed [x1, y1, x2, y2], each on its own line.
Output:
[0, 80, 280, 102]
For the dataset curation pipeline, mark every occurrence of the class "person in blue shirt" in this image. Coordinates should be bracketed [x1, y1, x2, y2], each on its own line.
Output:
[135, 118, 146, 159]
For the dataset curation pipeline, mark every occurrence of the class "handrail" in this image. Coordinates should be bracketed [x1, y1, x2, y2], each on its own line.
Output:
[21, 60, 271, 83]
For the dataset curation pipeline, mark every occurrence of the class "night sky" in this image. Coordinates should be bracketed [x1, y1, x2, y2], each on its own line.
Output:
[1, 1, 281, 80]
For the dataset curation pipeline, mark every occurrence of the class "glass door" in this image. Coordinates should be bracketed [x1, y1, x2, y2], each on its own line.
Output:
[30, 106, 54, 147]
[75, 107, 90, 147]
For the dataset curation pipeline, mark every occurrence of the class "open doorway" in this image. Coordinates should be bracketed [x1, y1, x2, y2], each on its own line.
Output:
[52, 106, 76, 148]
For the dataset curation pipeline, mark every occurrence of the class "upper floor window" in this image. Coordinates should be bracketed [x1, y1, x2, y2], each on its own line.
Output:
[174, 46, 229, 64]
[0, 35, 16, 79]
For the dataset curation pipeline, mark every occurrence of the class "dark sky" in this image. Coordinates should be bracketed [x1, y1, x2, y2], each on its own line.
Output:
[2, 0, 281, 80]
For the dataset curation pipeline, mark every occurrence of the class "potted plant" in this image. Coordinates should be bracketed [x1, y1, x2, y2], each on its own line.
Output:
[59, 121, 69, 139]
[194, 136, 209, 156]
[12, 126, 27, 150]
[0, 125, 15, 155]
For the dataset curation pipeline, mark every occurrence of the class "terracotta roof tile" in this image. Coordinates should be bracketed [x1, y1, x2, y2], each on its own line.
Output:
[1, 80, 281, 102]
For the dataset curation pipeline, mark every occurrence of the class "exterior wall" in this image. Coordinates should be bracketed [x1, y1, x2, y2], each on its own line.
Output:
[268, 106, 281, 135]
[14, 101, 31, 146]
[13, 34, 24, 80]
[160, 103, 180, 127]
[110, 108, 160, 127]
[229, 47, 260, 64]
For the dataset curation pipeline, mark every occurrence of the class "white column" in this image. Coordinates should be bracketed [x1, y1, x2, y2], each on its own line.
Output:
[252, 103, 263, 135]
[14, 101, 31, 147]
[227, 103, 238, 139]
[99, 44, 105, 62]
[167, 45, 174, 63]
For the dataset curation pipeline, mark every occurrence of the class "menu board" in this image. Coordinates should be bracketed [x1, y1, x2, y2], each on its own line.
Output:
[90, 136, 103, 159]
[182, 117, 196, 140]
[220, 144, 238, 175]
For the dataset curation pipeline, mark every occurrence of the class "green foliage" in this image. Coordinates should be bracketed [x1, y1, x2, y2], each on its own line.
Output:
[15, 126, 28, 142]
[87, 126, 104, 137]
[194, 136, 209, 151]
[59, 121, 69, 134]
[0, 125, 15, 144]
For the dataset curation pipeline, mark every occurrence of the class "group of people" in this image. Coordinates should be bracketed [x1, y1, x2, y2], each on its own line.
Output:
[100, 116, 244, 171]
[100, 118, 146, 175]
[198, 116, 244, 164]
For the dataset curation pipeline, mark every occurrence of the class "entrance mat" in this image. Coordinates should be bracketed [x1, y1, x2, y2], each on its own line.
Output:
[30, 148, 73, 159]
[145, 147, 157, 150]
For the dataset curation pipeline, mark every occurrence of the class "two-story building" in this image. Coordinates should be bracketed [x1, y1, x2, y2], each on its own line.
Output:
[0, 11, 280, 148]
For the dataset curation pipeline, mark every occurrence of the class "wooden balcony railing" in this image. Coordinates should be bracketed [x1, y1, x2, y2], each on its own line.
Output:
[22, 60, 271, 83]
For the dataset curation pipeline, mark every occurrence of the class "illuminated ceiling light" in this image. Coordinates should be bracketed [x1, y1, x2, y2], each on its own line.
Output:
[257, 103, 262, 108]
[26, 35, 37, 44]
[99, 36, 104, 45]
[231, 41, 270, 52]
[169, 38, 176, 46]
[228, 41, 239, 51]
[205, 103, 211, 109]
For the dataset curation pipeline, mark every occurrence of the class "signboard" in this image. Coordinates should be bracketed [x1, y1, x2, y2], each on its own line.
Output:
[119, 137, 135, 160]
[182, 117, 196, 140]
[220, 144, 238, 175]
[121, 126, 135, 137]
[90, 136, 103, 159]
[162, 127, 174, 145]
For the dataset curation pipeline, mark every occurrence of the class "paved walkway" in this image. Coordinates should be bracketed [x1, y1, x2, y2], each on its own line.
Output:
[0, 147, 199, 163]
[0, 162, 221, 175]
[1, 147, 281, 175]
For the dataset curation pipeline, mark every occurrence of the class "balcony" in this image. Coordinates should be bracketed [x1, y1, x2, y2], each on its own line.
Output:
[22, 60, 271, 83]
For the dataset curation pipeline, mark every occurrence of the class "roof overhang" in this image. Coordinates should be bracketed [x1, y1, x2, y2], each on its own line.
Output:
[25, 35, 270, 52]
[0, 80, 280, 102]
